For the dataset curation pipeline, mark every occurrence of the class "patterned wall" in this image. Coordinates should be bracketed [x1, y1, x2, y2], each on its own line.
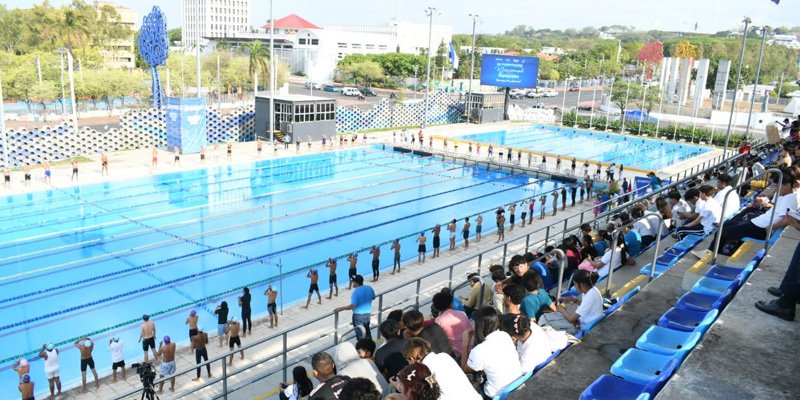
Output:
[1, 106, 256, 168]
[336, 92, 464, 133]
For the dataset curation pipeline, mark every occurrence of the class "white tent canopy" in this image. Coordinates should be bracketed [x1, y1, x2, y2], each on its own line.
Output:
[785, 97, 800, 115]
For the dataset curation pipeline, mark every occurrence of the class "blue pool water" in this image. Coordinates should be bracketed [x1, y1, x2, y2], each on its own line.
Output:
[456, 125, 711, 171]
[0, 146, 566, 395]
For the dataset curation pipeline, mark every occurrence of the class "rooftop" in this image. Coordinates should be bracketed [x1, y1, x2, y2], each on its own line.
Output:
[261, 13, 321, 30]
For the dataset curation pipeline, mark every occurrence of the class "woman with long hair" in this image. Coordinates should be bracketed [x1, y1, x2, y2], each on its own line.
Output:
[279, 366, 313, 400]
[461, 307, 523, 399]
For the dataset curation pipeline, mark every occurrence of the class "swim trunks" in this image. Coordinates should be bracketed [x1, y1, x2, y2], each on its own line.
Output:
[228, 336, 241, 348]
[189, 328, 199, 339]
[201, 154, 206, 160]
[72, 168, 78, 174]
[142, 337, 155, 351]
[463, 231, 469, 239]
[308, 283, 319, 293]
[112, 360, 125, 369]
[449, 232, 456, 240]
[24, 174, 30, 181]
[80, 357, 95, 372]
[160, 360, 176, 376]
[432, 236, 440, 248]
[349, 268, 357, 281]
[418, 244, 427, 253]
[476, 225, 482, 234]
[329, 273, 337, 284]
[268, 302, 277, 315]
[45, 170, 51, 177]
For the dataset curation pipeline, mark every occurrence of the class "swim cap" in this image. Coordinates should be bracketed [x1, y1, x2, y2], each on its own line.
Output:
[46, 343, 54, 351]
[143, 314, 150, 321]
[18, 359, 28, 367]
[84, 340, 92, 348]
[190, 309, 197, 316]
[22, 374, 30, 383]
[112, 336, 120, 343]
[163, 336, 171, 344]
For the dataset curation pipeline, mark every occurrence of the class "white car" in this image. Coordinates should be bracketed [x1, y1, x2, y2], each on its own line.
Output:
[543, 90, 558, 97]
[526, 91, 543, 98]
[341, 87, 362, 97]
[304, 81, 322, 90]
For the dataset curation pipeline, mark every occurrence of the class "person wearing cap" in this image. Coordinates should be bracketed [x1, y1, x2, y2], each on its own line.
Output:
[417, 232, 427, 264]
[225, 319, 245, 365]
[303, 268, 322, 309]
[139, 314, 158, 363]
[192, 326, 211, 381]
[109, 336, 126, 382]
[39, 343, 61, 398]
[12, 359, 29, 383]
[186, 309, 199, 354]
[265, 285, 279, 328]
[157, 336, 177, 393]
[347, 253, 359, 289]
[74, 337, 99, 392]
[18, 374, 34, 400]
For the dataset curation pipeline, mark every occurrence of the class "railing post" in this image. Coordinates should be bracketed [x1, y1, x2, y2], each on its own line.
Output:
[222, 358, 228, 400]
[545, 226, 551, 247]
[604, 233, 620, 297]
[415, 279, 421, 308]
[282, 332, 288, 382]
[648, 214, 665, 282]
[561, 219, 568, 240]
[377, 295, 384, 339]
[502, 243, 508, 266]
[580, 212, 584, 225]
[334, 312, 340, 345]
[525, 234, 530, 253]
[554, 249, 567, 303]
[448, 265, 454, 289]
[477, 253, 483, 272]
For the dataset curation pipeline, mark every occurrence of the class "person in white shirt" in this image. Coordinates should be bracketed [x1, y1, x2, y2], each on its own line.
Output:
[462, 307, 523, 398]
[537, 270, 603, 334]
[500, 314, 563, 371]
[677, 185, 721, 243]
[714, 173, 740, 221]
[108, 337, 126, 382]
[667, 190, 692, 229]
[586, 240, 624, 279]
[698, 167, 799, 257]
[403, 337, 481, 400]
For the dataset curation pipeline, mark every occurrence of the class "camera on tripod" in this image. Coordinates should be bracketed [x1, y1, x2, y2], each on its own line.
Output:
[131, 362, 159, 400]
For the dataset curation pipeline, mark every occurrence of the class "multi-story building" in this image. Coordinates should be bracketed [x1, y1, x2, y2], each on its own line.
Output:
[768, 34, 800, 50]
[93, 1, 137, 69]
[182, 0, 251, 49]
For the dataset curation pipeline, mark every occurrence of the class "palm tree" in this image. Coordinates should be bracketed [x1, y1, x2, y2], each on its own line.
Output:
[246, 40, 270, 95]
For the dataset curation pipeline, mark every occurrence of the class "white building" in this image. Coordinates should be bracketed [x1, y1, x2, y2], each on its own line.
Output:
[768, 34, 800, 50]
[94, 1, 137, 69]
[182, 0, 251, 49]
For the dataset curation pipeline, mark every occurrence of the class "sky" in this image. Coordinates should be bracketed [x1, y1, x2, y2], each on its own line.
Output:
[4, 0, 800, 34]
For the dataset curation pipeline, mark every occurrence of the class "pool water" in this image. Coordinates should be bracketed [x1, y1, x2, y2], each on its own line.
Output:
[456, 125, 711, 171]
[0, 146, 566, 395]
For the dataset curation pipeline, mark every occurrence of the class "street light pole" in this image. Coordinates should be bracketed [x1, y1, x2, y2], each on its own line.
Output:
[744, 26, 767, 140]
[723, 16, 751, 156]
[422, 6, 438, 128]
[466, 13, 480, 123]
[59, 51, 66, 115]
[269, 0, 275, 145]
[195, 1, 201, 99]
[0, 73, 7, 167]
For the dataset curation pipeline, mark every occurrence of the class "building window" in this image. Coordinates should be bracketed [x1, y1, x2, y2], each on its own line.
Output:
[337, 42, 347, 48]
[365, 44, 375, 50]
[299, 38, 306, 45]
[351, 43, 361, 49]
[378, 45, 387, 51]
[311, 39, 319, 45]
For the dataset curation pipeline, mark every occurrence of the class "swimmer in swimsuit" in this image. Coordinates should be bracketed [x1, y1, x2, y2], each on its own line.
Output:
[173, 147, 181, 167]
[326, 258, 339, 299]
[71, 159, 79, 182]
[23, 165, 31, 187]
[265, 285, 278, 328]
[462, 217, 471, 249]
[100, 153, 109, 176]
[43, 161, 51, 184]
[200, 146, 206, 165]
[448, 219, 457, 251]
[151, 147, 158, 170]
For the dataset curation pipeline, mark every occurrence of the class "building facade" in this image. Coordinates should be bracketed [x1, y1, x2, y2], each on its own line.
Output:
[182, 0, 251, 49]
[94, 1, 137, 69]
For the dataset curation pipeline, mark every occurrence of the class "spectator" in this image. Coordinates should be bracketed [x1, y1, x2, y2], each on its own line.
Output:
[334, 275, 375, 340]
[538, 270, 602, 334]
[280, 366, 314, 400]
[403, 337, 481, 400]
[676, 185, 721, 242]
[632, 204, 665, 247]
[375, 320, 408, 379]
[714, 173, 740, 220]
[755, 214, 800, 321]
[667, 190, 692, 229]
[402, 310, 454, 358]
[579, 223, 593, 244]
[432, 290, 472, 359]
[520, 273, 557, 323]
[499, 314, 551, 371]
[341, 378, 382, 400]
[462, 307, 523, 399]
[623, 224, 642, 257]
[333, 342, 390, 396]
[490, 269, 507, 314]
[584, 234, 625, 278]
[581, 234, 598, 259]
[309, 352, 351, 400]
[391, 363, 442, 400]
[594, 230, 610, 254]
[460, 273, 492, 317]
[387, 310, 403, 323]
[356, 338, 377, 362]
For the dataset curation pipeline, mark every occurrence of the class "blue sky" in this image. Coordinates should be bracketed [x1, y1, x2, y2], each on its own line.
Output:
[4, 0, 799, 34]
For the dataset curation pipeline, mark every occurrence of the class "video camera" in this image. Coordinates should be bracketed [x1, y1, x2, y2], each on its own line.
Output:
[131, 362, 157, 389]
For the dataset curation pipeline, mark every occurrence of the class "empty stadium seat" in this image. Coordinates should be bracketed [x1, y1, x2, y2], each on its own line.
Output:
[579, 374, 649, 400]
[691, 276, 741, 297]
[610, 348, 679, 386]
[640, 262, 670, 278]
[492, 371, 533, 400]
[657, 308, 718, 334]
[675, 290, 731, 313]
[705, 264, 750, 281]
[635, 326, 701, 361]
[605, 286, 640, 315]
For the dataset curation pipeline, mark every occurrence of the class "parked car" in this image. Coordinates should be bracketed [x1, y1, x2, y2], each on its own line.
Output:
[526, 91, 543, 98]
[532, 102, 546, 109]
[361, 87, 377, 96]
[323, 85, 341, 93]
[342, 87, 362, 96]
[509, 91, 525, 99]
[543, 90, 558, 97]
[568, 86, 580, 92]
[304, 81, 322, 90]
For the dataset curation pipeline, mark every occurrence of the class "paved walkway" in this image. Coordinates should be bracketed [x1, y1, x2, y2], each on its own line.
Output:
[10, 121, 719, 400]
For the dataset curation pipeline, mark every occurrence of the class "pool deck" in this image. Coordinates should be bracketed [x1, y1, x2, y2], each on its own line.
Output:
[6, 121, 722, 400]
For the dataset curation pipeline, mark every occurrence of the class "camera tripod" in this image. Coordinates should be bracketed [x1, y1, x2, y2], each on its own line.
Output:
[141, 383, 160, 400]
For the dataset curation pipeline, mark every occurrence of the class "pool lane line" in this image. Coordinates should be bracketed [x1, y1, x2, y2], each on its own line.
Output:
[0, 172, 535, 333]
[0, 157, 459, 266]
[0, 147, 393, 215]
[0, 172, 561, 366]
[0, 164, 478, 297]
[0, 150, 402, 230]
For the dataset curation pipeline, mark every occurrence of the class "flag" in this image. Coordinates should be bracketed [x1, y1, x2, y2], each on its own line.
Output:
[448, 42, 459, 70]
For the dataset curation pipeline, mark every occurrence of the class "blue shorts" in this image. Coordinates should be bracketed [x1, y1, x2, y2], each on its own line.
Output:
[217, 323, 226, 336]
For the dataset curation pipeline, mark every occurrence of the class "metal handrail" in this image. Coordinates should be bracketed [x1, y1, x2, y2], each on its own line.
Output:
[712, 168, 784, 263]
[111, 141, 767, 399]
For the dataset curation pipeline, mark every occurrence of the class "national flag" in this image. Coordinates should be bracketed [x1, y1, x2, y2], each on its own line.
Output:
[448, 42, 459, 70]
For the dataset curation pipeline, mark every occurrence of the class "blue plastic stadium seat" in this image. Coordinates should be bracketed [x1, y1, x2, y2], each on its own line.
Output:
[705, 264, 747, 281]
[655, 253, 678, 267]
[492, 371, 533, 400]
[675, 290, 731, 312]
[610, 348, 680, 386]
[682, 234, 705, 245]
[580, 374, 647, 400]
[531, 261, 555, 290]
[742, 227, 784, 246]
[657, 307, 718, 333]
[576, 315, 606, 339]
[640, 262, 670, 278]
[605, 286, 640, 315]
[663, 247, 685, 257]
[635, 325, 702, 361]
[751, 249, 766, 264]
[691, 276, 740, 297]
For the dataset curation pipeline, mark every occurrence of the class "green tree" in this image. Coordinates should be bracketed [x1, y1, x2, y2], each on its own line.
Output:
[434, 40, 447, 79]
[342, 60, 384, 87]
[168, 27, 181, 45]
[0, 5, 24, 53]
[29, 80, 59, 113]
[5, 65, 38, 112]
[245, 40, 270, 91]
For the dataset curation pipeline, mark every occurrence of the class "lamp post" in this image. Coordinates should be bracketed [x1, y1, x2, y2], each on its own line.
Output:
[0, 73, 7, 167]
[269, 0, 275, 145]
[58, 49, 66, 115]
[465, 13, 480, 123]
[422, 6, 438, 128]
[195, 1, 201, 99]
[723, 16, 752, 156]
[745, 26, 768, 140]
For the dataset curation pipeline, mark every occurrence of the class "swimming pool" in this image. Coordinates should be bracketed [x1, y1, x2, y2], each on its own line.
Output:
[455, 125, 711, 171]
[0, 146, 566, 395]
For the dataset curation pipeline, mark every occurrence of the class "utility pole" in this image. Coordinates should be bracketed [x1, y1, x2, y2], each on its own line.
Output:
[465, 13, 480, 123]
[723, 16, 751, 156]
[744, 26, 767, 139]
[195, 1, 202, 98]
[269, 0, 275, 144]
[0, 73, 7, 167]
[422, 6, 438, 128]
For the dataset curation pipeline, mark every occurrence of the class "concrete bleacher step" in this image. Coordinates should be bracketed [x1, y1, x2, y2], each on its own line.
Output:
[681, 241, 753, 291]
